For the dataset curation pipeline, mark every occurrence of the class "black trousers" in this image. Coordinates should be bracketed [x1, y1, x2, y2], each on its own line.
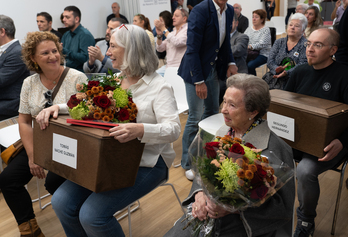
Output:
[0, 149, 66, 225]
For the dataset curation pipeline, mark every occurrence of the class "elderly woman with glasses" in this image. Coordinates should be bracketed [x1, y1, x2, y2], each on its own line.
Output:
[0, 31, 86, 236]
[262, 13, 308, 89]
[51, 24, 181, 237]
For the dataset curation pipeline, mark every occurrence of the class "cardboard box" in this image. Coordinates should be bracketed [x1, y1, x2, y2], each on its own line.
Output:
[266, 90, 348, 158]
[33, 115, 145, 193]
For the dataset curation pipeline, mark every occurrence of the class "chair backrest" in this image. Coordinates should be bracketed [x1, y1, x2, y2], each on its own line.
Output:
[269, 27, 277, 46]
[164, 67, 189, 114]
[270, 16, 286, 36]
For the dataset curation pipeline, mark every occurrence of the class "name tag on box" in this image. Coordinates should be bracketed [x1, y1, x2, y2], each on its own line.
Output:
[52, 133, 78, 169]
[267, 112, 295, 142]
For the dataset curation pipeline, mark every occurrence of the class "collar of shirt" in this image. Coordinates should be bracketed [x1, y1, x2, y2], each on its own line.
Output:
[0, 39, 18, 57]
[70, 24, 82, 36]
[230, 29, 237, 39]
[212, 0, 227, 48]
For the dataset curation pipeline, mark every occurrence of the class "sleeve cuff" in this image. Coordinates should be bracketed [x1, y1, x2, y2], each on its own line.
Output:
[58, 104, 69, 114]
[194, 81, 205, 85]
[228, 62, 236, 66]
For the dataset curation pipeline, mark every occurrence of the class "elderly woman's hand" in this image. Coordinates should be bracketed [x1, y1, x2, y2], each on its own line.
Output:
[205, 197, 231, 219]
[36, 105, 60, 130]
[192, 191, 208, 221]
[109, 123, 144, 143]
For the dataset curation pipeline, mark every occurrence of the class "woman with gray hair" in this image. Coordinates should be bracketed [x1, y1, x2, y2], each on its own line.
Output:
[262, 13, 308, 89]
[165, 73, 295, 237]
[51, 24, 181, 237]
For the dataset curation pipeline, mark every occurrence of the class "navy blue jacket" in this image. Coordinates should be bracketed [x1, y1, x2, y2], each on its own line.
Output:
[178, 0, 235, 84]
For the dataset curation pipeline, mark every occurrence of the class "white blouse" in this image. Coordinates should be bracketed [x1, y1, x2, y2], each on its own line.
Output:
[130, 72, 181, 168]
[19, 68, 87, 116]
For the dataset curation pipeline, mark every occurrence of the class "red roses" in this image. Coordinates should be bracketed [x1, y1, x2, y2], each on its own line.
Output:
[67, 95, 80, 109]
[93, 95, 111, 108]
[229, 143, 245, 155]
[204, 142, 220, 158]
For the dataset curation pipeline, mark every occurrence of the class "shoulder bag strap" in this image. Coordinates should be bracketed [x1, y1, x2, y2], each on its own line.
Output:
[51, 67, 70, 101]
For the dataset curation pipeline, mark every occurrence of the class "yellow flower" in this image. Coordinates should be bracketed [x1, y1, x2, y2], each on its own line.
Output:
[236, 169, 245, 179]
[91, 86, 99, 94]
[102, 115, 110, 122]
[245, 170, 254, 180]
[94, 112, 102, 120]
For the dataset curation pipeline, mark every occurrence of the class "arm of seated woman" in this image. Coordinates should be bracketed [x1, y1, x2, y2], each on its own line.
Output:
[19, 113, 46, 179]
[109, 123, 144, 143]
[36, 105, 60, 130]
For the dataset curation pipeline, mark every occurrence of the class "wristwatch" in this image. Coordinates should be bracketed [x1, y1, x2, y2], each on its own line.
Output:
[157, 34, 163, 39]
[163, 29, 168, 35]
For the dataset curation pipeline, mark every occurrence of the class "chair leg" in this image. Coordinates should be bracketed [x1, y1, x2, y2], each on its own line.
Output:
[128, 205, 132, 237]
[31, 177, 51, 210]
[331, 161, 348, 235]
[114, 200, 140, 220]
[161, 183, 185, 214]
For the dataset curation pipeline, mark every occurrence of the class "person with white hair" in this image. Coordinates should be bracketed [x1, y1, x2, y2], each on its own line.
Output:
[296, 3, 308, 14]
[51, 24, 181, 237]
[262, 13, 308, 89]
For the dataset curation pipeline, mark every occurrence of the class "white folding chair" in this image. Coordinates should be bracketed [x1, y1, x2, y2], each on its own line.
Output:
[113, 171, 184, 237]
[163, 67, 189, 114]
[0, 117, 51, 210]
[270, 16, 286, 36]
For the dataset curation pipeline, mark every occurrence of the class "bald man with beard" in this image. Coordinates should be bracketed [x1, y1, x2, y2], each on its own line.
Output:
[285, 28, 348, 237]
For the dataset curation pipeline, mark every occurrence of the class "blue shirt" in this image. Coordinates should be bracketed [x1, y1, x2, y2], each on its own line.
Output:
[62, 24, 95, 72]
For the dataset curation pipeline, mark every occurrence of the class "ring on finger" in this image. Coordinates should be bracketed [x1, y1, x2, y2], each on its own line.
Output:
[194, 206, 198, 211]
[215, 212, 218, 217]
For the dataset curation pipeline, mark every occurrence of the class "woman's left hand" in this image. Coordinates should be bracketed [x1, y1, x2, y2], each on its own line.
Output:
[273, 70, 287, 79]
[36, 105, 60, 130]
[275, 65, 285, 74]
[205, 196, 231, 219]
[109, 123, 144, 143]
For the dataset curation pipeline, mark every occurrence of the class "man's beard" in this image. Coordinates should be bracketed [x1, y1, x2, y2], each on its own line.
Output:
[307, 58, 313, 66]
[66, 23, 76, 30]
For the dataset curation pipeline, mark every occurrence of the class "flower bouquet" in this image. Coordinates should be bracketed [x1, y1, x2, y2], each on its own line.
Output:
[183, 128, 294, 236]
[67, 71, 138, 127]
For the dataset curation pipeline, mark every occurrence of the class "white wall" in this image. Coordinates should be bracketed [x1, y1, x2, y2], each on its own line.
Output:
[3, 0, 119, 43]
[3, 0, 295, 44]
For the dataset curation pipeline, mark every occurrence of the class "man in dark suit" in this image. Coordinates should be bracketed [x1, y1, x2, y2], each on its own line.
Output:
[219, 14, 249, 104]
[0, 15, 30, 121]
[178, 0, 238, 180]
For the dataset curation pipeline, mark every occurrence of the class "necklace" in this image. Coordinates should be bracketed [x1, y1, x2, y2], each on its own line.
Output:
[43, 67, 62, 85]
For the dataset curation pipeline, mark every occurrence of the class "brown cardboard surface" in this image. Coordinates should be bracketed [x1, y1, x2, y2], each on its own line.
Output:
[33, 115, 145, 193]
[267, 90, 348, 158]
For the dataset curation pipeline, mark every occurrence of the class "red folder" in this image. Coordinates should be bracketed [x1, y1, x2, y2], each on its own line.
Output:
[66, 119, 118, 130]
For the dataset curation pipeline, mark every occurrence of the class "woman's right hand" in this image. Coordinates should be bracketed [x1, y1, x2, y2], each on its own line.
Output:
[36, 105, 60, 130]
[192, 191, 208, 221]
[29, 160, 46, 179]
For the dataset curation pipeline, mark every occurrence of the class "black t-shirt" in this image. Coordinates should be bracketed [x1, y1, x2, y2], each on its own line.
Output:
[285, 61, 348, 146]
[50, 29, 63, 41]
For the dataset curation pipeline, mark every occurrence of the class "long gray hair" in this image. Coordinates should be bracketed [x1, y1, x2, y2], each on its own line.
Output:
[111, 24, 158, 77]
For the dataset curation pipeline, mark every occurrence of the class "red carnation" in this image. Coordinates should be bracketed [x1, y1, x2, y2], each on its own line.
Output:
[93, 95, 111, 108]
[118, 108, 130, 121]
[229, 143, 245, 155]
[128, 97, 133, 103]
[87, 81, 100, 90]
[67, 95, 80, 109]
[104, 85, 116, 92]
[245, 142, 256, 149]
[250, 185, 268, 200]
[204, 142, 220, 159]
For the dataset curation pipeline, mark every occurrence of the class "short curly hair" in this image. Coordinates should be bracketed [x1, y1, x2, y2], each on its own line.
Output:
[21, 31, 64, 73]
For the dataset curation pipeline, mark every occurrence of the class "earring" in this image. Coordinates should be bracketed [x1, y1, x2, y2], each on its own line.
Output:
[34, 62, 38, 70]
[249, 118, 251, 121]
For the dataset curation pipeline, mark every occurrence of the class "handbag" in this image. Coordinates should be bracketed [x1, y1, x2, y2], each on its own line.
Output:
[247, 49, 260, 62]
[1, 67, 70, 165]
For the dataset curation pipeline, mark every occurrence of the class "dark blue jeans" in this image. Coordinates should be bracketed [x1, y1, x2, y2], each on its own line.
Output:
[265, 1, 276, 20]
[52, 156, 167, 237]
[285, 8, 296, 25]
[247, 55, 268, 76]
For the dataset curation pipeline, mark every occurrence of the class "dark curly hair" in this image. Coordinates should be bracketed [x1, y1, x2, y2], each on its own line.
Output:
[21, 31, 64, 73]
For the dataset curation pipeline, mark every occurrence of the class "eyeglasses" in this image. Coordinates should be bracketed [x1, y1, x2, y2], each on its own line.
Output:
[304, 41, 334, 50]
[44, 90, 53, 108]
